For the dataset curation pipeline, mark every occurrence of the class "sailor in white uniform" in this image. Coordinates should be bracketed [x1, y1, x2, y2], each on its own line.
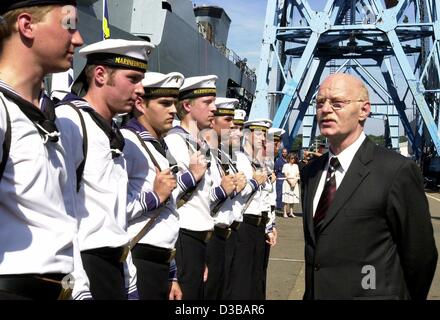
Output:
[0, 0, 83, 300]
[262, 127, 285, 296]
[164, 75, 219, 300]
[122, 72, 206, 300]
[55, 39, 153, 300]
[202, 97, 247, 300]
[226, 118, 272, 300]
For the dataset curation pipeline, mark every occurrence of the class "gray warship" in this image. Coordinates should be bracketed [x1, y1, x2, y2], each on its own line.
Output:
[50, 0, 256, 111]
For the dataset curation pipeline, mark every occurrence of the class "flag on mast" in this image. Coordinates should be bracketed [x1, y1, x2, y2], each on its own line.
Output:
[102, 0, 111, 39]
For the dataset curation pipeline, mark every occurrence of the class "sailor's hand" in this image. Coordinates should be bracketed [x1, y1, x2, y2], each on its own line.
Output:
[221, 174, 236, 196]
[154, 168, 177, 203]
[168, 280, 183, 300]
[189, 151, 208, 182]
[266, 228, 277, 247]
[235, 172, 247, 193]
[253, 170, 267, 186]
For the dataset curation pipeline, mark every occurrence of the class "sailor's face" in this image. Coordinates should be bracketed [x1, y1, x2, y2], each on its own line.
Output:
[144, 96, 178, 134]
[106, 69, 145, 115]
[230, 125, 243, 149]
[212, 115, 233, 137]
[190, 96, 216, 129]
[252, 130, 266, 150]
[34, 5, 84, 73]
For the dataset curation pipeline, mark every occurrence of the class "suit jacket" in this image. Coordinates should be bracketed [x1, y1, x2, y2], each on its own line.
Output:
[300, 137, 437, 300]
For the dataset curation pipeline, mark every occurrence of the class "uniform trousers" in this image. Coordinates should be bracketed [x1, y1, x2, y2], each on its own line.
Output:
[132, 244, 171, 300]
[175, 228, 210, 300]
[81, 247, 126, 300]
[225, 219, 266, 300]
[0, 273, 67, 300]
[223, 226, 239, 299]
[262, 240, 271, 299]
[204, 229, 228, 300]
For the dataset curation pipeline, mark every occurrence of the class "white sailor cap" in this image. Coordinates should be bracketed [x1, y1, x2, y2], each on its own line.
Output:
[179, 75, 217, 100]
[142, 72, 184, 98]
[214, 97, 238, 117]
[243, 118, 272, 132]
[72, 39, 154, 96]
[233, 109, 247, 126]
[268, 127, 286, 141]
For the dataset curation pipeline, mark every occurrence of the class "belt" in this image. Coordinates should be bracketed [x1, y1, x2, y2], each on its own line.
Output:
[81, 245, 129, 263]
[243, 214, 268, 227]
[214, 225, 232, 240]
[180, 228, 213, 244]
[0, 273, 71, 300]
[230, 221, 241, 231]
[132, 244, 176, 264]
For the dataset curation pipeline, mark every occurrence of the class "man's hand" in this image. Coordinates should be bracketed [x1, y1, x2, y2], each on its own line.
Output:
[153, 168, 177, 203]
[168, 280, 183, 300]
[235, 172, 247, 193]
[253, 170, 267, 186]
[266, 228, 277, 247]
[189, 151, 208, 182]
[203, 265, 208, 282]
[221, 174, 236, 196]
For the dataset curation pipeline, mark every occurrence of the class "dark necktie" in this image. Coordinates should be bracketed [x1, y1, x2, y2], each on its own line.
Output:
[314, 157, 340, 226]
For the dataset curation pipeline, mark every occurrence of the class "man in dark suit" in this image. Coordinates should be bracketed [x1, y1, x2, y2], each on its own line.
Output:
[300, 73, 437, 300]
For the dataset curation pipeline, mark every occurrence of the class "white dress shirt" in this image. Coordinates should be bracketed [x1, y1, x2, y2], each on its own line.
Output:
[312, 133, 366, 216]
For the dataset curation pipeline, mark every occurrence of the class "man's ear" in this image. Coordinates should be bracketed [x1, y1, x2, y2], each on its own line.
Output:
[94, 66, 107, 86]
[182, 100, 192, 113]
[16, 13, 35, 40]
[134, 97, 146, 115]
[359, 100, 371, 121]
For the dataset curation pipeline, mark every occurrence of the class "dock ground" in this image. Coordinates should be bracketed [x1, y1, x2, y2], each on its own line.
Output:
[266, 191, 440, 300]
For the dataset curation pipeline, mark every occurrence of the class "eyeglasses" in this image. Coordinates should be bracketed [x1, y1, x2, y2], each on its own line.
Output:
[314, 98, 365, 110]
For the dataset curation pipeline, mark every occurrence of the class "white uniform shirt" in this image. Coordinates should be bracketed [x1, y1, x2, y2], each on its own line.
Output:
[234, 151, 261, 220]
[56, 97, 136, 299]
[123, 124, 189, 249]
[0, 87, 76, 275]
[56, 100, 130, 250]
[164, 128, 215, 231]
[210, 149, 235, 228]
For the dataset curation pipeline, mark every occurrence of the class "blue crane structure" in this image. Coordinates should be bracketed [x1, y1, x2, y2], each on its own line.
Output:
[250, 0, 440, 160]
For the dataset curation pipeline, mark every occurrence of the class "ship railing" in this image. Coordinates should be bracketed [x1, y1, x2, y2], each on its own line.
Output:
[197, 22, 256, 82]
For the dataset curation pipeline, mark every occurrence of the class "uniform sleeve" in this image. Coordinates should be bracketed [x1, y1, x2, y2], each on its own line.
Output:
[169, 259, 178, 281]
[124, 251, 139, 300]
[71, 234, 92, 300]
[265, 210, 276, 233]
[165, 133, 198, 202]
[55, 105, 86, 176]
[386, 160, 438, 300]
[123, 132, 161, 221]
[0, 104, 6, 162]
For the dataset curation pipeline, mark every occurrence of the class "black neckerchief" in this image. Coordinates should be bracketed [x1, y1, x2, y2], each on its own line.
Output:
[0, 82, 59, 143]
[60, 94, 124, 158]
[84, 109, 124, 158]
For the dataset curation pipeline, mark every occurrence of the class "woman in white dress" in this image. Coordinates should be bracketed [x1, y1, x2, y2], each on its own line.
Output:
[282, 153, 300, 217]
